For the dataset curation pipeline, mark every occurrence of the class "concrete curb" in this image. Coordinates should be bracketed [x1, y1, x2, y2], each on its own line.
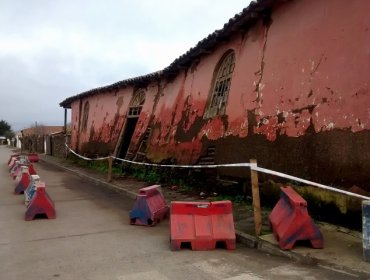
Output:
[40, 156, 367, 276]
[41, 158, 137, 200]
[235, 230, 318, 264]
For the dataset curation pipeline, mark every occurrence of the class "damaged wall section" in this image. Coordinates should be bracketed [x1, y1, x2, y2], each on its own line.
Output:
[146, 0, 370, 188]
[71, 88, 131, 156]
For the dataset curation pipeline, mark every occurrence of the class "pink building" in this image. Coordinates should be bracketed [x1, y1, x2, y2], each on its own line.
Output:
[60, 0, 370, 190]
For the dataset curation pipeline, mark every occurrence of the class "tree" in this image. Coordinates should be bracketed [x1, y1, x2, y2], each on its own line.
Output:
[0, 120, 12, 136]
[29, 122, 47, 135]
[4, 130, 15, 139]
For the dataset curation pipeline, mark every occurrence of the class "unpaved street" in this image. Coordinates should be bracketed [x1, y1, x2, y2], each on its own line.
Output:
[0, 146, 362, 280]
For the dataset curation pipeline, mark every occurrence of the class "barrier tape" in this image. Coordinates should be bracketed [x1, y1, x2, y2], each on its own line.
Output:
[65, 144, 370, 200]
[65, 144, 251, 168]
[65, 144, 110, 161]
[251, 166, 370, 200]
[113, 156, 252, 169]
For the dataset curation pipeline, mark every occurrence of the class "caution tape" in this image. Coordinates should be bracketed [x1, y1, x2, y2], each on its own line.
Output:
[65, 144, 110, 161]
[251, 166, 370, 200]
[65, 144, 370, 200]
[113, 156, 252, 169]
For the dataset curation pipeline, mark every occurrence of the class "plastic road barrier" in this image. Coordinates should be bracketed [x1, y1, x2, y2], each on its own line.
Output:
[129, 185, 168, 226]
[170, 201, 236, 250]
[14, 166, 31, 194]
[25, 182, 56, 221]
[269, 186, 324, 250]
[24, 175, 41, 206]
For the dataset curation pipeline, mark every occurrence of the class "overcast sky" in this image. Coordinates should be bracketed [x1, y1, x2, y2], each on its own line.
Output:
[0, 0, 250, 131]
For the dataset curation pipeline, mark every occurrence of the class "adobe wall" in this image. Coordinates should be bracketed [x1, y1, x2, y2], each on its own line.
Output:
[70, 87, 133, 156]
[70, 101, 80, 151]
[146, 0, 370, 188]
[51, 134, 68, 158]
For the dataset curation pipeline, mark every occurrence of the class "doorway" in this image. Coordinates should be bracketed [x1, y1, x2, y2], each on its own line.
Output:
[116, 88, 145, 159]
[117, 117, 139, 159]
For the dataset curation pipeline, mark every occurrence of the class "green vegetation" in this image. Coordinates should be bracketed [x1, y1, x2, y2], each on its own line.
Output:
[214, 194, 247, 205]
[0, 120, 14, 138]
[120, 164, 196, 188]
[66, 153, 121, 174]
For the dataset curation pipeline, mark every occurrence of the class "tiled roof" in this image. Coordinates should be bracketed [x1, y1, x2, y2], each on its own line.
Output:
[21, 126, 64, 136]
[60, 0, 274, 108]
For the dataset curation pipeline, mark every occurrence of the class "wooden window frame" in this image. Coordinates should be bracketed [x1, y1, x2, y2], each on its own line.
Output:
[81, 101, 89, 131]
[128, 89, 145, 118]
[204, 50, 235, 119]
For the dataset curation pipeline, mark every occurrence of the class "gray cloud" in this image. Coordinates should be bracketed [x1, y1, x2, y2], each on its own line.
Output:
[0, 0, 249, 131]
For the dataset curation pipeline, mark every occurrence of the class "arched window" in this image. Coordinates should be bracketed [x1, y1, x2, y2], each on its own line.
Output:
[205, 50, 235, 118]
[128, 89, 145, 118]
[81, 101, 89, 131]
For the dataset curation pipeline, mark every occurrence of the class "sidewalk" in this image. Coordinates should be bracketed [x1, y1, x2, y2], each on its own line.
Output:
[38, 153, 369, 276]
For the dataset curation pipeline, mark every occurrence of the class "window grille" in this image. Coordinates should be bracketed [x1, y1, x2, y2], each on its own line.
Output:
[128, 89, 145, 118]
[81, 101, 89, 131]
[205, 51, 235, 118]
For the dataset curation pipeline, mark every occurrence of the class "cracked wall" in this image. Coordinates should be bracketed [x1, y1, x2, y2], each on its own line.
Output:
[146, 0, 370, 188]
[70, 87, 132, 156]
[124, 83, 161, 155]
[256, 0, 369, 138]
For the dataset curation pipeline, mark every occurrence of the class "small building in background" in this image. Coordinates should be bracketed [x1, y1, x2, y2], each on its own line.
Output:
[0, 136, 6, 145]
[21, 126, 64, 153]
[45, 130, 70, 158]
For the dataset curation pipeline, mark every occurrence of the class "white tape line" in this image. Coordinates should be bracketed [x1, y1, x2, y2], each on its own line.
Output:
[65, 144, 369, 200]
[251, 166, 370, 200]
[113, 156, 252, 169]
[65, 144, 110, 161]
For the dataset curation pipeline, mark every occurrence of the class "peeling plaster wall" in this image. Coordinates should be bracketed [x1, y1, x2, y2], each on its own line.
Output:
[71, 88, 133, 156]
[146, 0, 370, 187]
[226, 0, 370, 187]
[129, 83, 159, 148]
[70, 101, 80, 151]
[69, 83, 160, 157]
[257, 0, 370, 137]
[148, 39, 247, 163]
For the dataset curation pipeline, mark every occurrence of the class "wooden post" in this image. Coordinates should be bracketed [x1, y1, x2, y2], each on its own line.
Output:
[250, 159, 262, 236]
[107, 156, 113, 182]
[64, 108, 67, 134]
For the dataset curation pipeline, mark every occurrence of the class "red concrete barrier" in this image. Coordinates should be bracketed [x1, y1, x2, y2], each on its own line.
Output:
[24, 175, 41, 206]
[170, 201, 236, 250]
[27, 153, 39, 163]
[10, 156, 29, 175]
[269, 186, 324, 250]
[14, 166, 31, 194]
[14, 165, 26, 184]
[129, 185, 168, 226]
[9, 158, 19, 172]
[28, 163, 37, 175]
[25, 182, 56, 221]
[10, 161, 21, 179]
[8, 154, 19, 165]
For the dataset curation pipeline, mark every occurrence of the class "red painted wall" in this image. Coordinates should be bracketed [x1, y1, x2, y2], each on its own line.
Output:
[258, 0, 370, 136]
[70, 88, 132, 155]
[70, 101, 80, 150]
[129, 83, 160, 148]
